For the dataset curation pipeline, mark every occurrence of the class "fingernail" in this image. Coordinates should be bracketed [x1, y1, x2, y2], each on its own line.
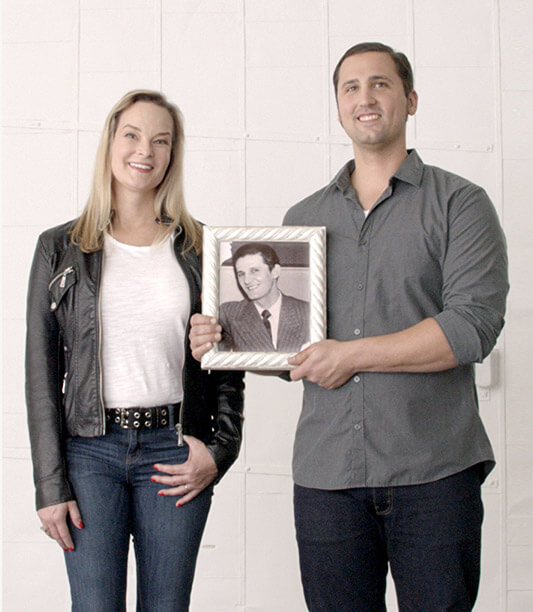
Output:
[158, 492, 164, 496]
[177, 502, 182, 508]
[78, 522, 84, 529]
[68, 547, 74, 552]
[152, 465, 159, 470]
[150, 477, 156, 482]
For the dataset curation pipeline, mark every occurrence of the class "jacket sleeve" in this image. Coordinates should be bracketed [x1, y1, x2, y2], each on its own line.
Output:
[25, 237, 74, 510]
[204, 369, 245, 483]
[434, 185, 509, 364]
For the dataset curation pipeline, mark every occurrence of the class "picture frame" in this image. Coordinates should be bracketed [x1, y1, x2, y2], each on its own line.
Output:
[201, 226, 326, 370]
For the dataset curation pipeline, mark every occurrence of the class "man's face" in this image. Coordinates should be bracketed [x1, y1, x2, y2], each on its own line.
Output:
[336, 52, 417, 153]
[235, 253, 280, 303]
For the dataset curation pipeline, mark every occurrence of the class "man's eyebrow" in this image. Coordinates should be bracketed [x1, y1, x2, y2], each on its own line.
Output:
[341, 78, 360, 89]
[341, 74, 394, 88]
[369, 74, 394, 82]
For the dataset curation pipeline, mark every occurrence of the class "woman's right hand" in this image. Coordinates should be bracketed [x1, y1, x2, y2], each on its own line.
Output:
[38, 500, 84, 551]
[189, 313, 222, 361]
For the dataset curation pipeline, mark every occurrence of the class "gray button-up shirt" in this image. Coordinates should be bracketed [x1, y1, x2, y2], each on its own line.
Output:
[283, 150, 508, 489]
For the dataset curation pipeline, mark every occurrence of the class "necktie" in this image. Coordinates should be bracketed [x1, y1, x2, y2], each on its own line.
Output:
[261, 309, 272, 340]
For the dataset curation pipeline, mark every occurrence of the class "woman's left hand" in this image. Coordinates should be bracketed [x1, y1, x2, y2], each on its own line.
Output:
[151, 435, 218, 507]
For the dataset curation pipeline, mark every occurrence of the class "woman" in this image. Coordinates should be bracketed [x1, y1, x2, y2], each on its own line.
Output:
[25, 90, 245, 611]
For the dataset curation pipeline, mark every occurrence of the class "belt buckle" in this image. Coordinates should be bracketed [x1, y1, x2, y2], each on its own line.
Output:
[119, 408, 130, 429]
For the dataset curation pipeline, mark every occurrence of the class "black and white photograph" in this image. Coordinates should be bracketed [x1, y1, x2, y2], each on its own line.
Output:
[201, 226, 326, 370]
[218, 241, 310, 353]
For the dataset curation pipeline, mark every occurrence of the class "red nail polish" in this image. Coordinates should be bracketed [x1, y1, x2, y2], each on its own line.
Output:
[78, 522, 84, 529]
[150, 477, 156, 482]
[68, 547, 74, 552]
[158, 492, 164, 496]
[177, 502, 182, 508]
[152, 465, 159, 470]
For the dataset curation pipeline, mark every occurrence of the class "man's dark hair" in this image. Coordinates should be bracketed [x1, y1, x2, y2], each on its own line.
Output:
[232, 242, 280, 271]
[332, 42, 414, 99]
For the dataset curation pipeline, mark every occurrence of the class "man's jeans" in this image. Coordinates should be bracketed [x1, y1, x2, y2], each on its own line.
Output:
[294, 465, 483, 612]
[64, 423, 213, 612]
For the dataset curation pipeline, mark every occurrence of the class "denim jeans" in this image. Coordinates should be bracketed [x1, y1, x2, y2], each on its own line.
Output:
[64, 423, 213, 612]
[294, 465, 484, 612]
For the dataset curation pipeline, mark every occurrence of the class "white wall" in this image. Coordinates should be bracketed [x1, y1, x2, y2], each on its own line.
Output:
[2, 1, 532, 610]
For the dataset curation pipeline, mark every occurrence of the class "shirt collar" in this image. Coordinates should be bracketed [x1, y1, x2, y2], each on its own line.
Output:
[393, 149, 424, 187]
[254, 291, 282, 318]
[333, 149, 424, 194]
[333, 159, 355, 195]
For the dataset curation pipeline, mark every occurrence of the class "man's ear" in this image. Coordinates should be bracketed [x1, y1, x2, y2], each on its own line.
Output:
[407, 90, 418, 116]
[272, 264, 281, 280]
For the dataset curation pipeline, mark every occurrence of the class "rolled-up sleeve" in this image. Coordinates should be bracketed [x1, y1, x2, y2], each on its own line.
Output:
[434, 184, 509, 364]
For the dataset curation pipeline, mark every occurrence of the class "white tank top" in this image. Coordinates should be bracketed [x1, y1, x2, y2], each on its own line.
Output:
[100, 233, 190, 408]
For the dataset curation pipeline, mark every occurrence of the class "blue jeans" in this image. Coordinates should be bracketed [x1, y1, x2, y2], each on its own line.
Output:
[294, 465, 484, 612]
[64, 423, 213, 612]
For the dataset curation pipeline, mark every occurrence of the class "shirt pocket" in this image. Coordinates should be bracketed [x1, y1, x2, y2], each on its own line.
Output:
[48, 266, 77, 312]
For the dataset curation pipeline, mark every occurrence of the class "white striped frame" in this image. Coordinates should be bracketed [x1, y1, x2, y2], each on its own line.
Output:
[201, 225, 326, 370]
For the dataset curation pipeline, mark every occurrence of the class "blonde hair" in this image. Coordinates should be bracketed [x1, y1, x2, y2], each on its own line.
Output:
[70, 90, 202, 254]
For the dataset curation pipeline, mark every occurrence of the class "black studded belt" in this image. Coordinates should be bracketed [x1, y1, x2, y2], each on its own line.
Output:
[105, 403, 181, 430]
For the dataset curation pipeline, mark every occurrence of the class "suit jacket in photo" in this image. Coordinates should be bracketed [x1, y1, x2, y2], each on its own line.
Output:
[219, 293, 309, 352]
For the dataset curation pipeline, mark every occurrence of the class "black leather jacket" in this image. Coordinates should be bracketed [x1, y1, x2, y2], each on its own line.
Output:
[26, 220, 245, 510]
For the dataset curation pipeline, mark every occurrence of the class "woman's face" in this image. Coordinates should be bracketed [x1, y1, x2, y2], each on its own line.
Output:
[110, 101, 174, 199]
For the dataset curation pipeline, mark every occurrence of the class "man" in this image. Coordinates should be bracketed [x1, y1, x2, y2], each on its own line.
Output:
[191, 42, 508, 611]
[219, 242, 309, 352]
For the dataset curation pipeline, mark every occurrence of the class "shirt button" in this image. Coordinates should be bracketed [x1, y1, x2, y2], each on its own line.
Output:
[360, 239, 367, 246]
[354, 328, 361, 336]
[354, 423, 362, 431]
[357, 283, 364, 291]
[353, 375, 360, 383]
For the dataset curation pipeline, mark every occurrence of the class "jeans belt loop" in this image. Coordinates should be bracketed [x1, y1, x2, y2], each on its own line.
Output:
[168, 404, 175, 428]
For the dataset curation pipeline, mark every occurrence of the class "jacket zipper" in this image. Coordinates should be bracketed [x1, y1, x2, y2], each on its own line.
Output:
[96, 254, 106, 434]
[48, 266, 74, 290]
[175, 338, 186, 446]
[62, 345, 69, 394]
[174, 231, 187, 447]
[175, 296, 187, 447]
[175, 420, 184, 446]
